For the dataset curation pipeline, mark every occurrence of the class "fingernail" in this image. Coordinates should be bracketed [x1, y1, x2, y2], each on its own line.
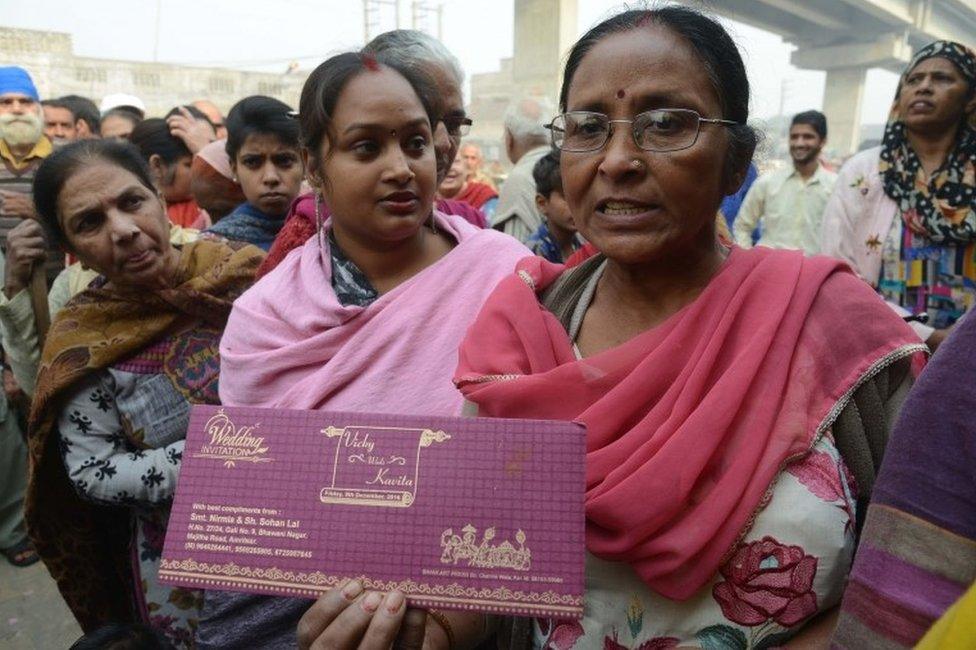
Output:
[361, 591, 383, 612]
[342, 580, 363, 600]
[384, 591, 404, 614]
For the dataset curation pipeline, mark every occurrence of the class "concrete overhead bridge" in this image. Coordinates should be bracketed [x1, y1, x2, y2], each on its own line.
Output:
[676, 0, 976, 153]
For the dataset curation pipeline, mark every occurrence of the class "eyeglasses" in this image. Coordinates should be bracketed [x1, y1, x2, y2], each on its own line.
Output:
[547, 109, 739, 153]
[441, 116, 473, 138]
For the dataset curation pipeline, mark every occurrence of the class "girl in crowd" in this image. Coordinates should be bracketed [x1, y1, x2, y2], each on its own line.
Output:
[197, 50, 529, 649]
[24, 140, 262, 645]
[448, 7, 924, 648]
[202, 96, 303, 250]
[130, 106, 216, 230]
[822, 42, 976, 350]
[256, 29, 487, 277]
[437, 150, 499, 218]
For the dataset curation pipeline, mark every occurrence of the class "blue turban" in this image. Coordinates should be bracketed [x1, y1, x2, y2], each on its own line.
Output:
[0, 66, 39, 101]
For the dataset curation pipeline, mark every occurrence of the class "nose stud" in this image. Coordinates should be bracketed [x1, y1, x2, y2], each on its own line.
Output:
[631, 159, 644, 170]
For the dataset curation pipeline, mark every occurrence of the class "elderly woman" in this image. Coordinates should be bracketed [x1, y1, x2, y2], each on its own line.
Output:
[197, 48, 528, 649]
[822, 42, 976, 350]
[256, 29, 486, 277]
[449, 7, 926, 648]
[24, 140, 262, 645]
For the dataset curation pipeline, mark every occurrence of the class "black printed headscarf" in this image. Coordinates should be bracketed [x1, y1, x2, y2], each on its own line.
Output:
[879, 40, 976, 244]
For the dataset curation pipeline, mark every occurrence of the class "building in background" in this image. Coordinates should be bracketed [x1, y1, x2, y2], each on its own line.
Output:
[466, 0, 574, 174]
[0, 27, 307, 116]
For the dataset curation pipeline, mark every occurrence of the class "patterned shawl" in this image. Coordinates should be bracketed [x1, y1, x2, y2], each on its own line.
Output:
[880, 40, 976, 244]
[25, 240, 263, 632]
[204, 201, 287, 252]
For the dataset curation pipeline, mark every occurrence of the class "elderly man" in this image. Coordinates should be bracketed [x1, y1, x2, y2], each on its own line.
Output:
[492, 96, 554, 242]
[0, 67, 50, 224]
[460, 142, 496, 189]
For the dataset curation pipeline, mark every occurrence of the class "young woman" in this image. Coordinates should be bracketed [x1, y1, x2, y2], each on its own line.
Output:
[24, 140, 262, 646]
[129, 106, 216, 230]
[202, 96, 303, 250]
[452, 7, 924, 648]
[255, 29, 487, 278]
[197, 51, 529, 649]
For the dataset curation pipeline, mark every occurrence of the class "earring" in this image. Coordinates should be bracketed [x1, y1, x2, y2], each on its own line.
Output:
[315, 191, 326, 250]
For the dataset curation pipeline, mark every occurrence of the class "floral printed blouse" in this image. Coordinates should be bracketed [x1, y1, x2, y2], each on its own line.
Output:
[58, 340, 202, 648]
[534, 434, 856, 649]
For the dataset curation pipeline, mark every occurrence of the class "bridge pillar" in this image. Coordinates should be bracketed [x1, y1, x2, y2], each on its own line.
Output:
[822, 66, 868, 157]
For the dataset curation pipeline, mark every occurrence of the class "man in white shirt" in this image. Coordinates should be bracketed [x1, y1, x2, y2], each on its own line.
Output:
[734, 110, 837, 255]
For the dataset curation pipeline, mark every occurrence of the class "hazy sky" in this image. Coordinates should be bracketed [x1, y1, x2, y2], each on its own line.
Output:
[1, 0, 899, 126]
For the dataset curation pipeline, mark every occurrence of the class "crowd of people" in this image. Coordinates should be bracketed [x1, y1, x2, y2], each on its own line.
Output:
[0, 6, 973, 649]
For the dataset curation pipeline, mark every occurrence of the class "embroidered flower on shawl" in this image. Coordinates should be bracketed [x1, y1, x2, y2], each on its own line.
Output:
[712, 536, 818, 627]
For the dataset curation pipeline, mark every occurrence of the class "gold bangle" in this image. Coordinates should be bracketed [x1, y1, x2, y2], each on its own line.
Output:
[426, 608, 456, 650]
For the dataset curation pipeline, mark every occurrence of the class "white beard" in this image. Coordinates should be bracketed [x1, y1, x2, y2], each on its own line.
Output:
[0, 113, 43, 148]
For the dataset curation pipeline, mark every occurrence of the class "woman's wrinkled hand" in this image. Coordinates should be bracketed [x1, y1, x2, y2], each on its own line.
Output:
[297, 581, 432, 650]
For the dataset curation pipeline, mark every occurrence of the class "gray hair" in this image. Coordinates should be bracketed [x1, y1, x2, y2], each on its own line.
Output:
[364, 29, 464, 87]
[503, 96, 554, 144]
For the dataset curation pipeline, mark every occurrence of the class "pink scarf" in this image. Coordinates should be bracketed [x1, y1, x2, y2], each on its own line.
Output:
[454, 247, 923, 600]
[219, 212, 530, 413]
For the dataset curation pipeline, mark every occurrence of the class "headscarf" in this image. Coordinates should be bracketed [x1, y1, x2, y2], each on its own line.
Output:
[0, 66, 39, 100]
[25, 240, 263, 632]
[880, 40, 976, 244]
[190, 139, 246, 223]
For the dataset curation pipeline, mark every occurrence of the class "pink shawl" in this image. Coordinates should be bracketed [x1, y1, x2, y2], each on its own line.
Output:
[219, 212, 530, 413]
[454, 247, 924, 600]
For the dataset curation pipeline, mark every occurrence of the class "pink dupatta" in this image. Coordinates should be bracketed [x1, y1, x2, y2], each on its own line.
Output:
[454, 247, 924, 600]
[219, 212, 529, 413]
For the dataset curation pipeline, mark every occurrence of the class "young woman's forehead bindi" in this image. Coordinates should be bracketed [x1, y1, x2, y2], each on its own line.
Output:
[616, 89, 626, 99]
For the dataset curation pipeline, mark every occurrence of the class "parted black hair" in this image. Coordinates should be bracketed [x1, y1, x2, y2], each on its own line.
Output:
[32, 139, 156, 250]
[791, 110, 828, 140]
[224, 95, 299, 161]
[298, 52, 437, 168]
[532, 149, 562, 198]
[559, 6, 759, 189]
[129, 117, 190, 166]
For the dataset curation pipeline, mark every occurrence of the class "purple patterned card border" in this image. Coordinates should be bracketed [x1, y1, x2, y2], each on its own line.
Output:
[160, 405, 586, 619]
